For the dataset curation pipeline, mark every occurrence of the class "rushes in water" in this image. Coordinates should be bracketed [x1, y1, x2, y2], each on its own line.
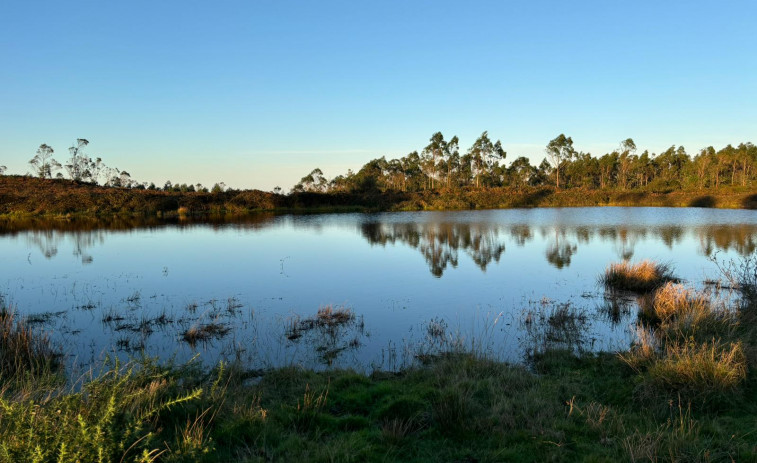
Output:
[601, 260, 677, 293]
[182, 323, 230, 346]
[619, 276, 746, 404]
[0, 307, 61, 381]
[650, 283, 737, 341]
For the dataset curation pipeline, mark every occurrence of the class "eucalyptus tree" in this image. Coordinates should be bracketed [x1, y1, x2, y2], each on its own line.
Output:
[293, 168, 328, 192]
[737, 142, 757, 186]
[401, 151, 423, 191]
[507, 156, 537, 188]
[655, 145, 690, 187]
[65, 138, 91, 181]
[597, 152, 617, 189]
[29, 143, 61, 178]
[633, 150, 653, 188]
[467, 131, 506, 187]
[693, 147, 715, 189]
[386, 158, 405, 191]
[88, 157, 106, 185]
[0, 166, 6, 175]
[545, 134, 575, 189]
[617, 138, 636, 190]
[422, 132, 447, 189]
[443, 135, 460, 188]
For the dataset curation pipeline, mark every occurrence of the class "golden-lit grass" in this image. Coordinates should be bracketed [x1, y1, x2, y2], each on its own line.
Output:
[601, 260, 676, 293]
[619, 277, 747, 403]
[652, 283, 737, 340]
[646, 340, 747, 396]
[315, 305, 355, 327]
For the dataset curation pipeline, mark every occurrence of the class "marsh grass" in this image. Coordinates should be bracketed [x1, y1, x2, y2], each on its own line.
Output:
[0, 307, 62, 385]
[283, 306, 366, 365]
[521, 302, 590, 357]
[619, 268, 750, 407]
[601, 260, 677, 293]
[182, 323, 231, 346]
[645, 339, 747, 399]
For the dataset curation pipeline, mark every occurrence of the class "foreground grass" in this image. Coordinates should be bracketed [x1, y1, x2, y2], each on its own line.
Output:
[2, 340, 757, 460]
[2, 350, 756, 462]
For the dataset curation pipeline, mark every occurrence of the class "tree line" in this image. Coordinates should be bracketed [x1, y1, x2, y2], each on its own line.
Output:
[293, 132, 757, 193]
[17, 139, 226, 193]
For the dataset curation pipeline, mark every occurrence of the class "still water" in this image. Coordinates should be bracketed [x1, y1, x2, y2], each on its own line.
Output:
[1, 207, 755, 371]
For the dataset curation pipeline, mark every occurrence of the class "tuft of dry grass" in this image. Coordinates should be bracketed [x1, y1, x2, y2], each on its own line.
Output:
[182, 323, 230, 346]
[652, 283, 737, 341]
[601, 260, 677, 293]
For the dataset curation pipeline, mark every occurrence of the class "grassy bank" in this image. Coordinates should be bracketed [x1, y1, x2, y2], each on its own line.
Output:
[2, 258, 757, 462]
[2, 175, 757, 219]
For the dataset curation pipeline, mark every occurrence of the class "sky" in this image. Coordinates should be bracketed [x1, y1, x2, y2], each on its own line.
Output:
[1, 0, 755, 191]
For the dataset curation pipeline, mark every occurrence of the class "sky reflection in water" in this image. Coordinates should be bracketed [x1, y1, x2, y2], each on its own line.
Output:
[1, 207, 756, 372]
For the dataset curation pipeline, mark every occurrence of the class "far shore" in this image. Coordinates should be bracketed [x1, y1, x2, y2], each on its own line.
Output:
[1, 175, 756, 220]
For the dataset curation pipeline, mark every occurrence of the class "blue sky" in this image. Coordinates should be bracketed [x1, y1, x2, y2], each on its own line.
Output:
[1, 0, 755, 190]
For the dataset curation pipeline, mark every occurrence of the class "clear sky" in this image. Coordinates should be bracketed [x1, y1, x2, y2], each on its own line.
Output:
[1, 0, 755, 191]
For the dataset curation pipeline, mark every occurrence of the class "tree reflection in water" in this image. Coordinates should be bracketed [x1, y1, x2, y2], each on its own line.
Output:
[4, 214, 757, 277]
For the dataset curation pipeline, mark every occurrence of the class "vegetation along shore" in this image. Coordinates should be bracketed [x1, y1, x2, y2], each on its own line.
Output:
[2, 135, 756, 217]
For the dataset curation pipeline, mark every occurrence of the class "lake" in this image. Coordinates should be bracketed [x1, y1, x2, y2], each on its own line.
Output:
[1, 207, 755, 372]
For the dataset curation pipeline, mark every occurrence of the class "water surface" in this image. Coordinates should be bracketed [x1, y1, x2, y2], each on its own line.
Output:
[1, 207, 755, 371]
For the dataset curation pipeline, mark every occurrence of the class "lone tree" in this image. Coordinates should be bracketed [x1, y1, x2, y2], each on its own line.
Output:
[29, 143, 61, 178]
[0, 165, 6, 175]
[545, 134, 576, 189]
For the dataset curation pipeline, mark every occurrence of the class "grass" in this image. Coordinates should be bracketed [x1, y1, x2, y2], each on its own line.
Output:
[613, 259, 751, 407]
[601, 259, 678, 293]
[0, 307, 62, 384]
[182, 323, 231, 346]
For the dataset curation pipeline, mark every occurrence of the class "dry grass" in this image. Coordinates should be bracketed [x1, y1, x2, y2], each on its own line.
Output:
[652, 283, 737, 341]
[646, 340, 747, 397]
[286, 305, 355, 339]
[601, 260, 677, 293]
[182, 322, 230, 346]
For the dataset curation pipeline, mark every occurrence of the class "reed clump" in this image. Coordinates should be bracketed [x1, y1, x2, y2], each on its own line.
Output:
[652, 283, 737, 341]
[620, 278, 747, 404]
[601, 260, 677, 293]
[182, 322, 230, 346]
